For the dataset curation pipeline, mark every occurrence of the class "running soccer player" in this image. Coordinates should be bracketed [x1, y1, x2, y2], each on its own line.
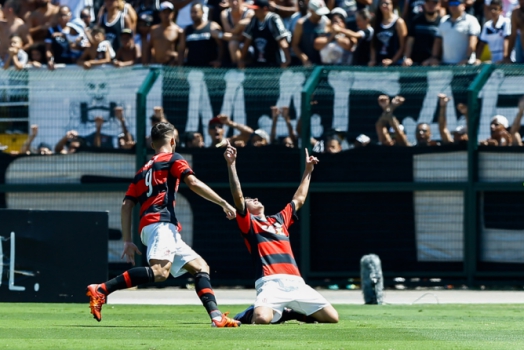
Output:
[224, 141, 339, 324]
[86, 122, 241, 328]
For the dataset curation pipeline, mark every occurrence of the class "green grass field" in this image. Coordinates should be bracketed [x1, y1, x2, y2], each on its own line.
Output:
[1, 303, 523, 349]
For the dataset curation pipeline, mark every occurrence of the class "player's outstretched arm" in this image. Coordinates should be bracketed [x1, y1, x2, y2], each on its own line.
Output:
[292, 148, 319, 211]
[224, 141, 246, 213]
[121, 198, 142, 265]
[184, 174, 236, 219]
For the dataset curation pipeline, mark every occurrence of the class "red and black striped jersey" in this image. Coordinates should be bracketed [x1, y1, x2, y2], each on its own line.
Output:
[124, 152, 194, 233]
[236, 202, 301, 280]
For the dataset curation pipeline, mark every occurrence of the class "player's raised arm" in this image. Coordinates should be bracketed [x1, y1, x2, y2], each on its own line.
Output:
[183, 173, 236, 219]
[224, 141, 246, 214]
[292, 148, 319, 211]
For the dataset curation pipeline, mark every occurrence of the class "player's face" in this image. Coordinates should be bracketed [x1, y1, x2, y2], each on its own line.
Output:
[245, 197, 264, 213]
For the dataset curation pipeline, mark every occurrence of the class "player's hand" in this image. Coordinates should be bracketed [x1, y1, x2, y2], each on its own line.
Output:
[223, 202, 236, 220]
[304, 148, 319, 172]
[224, 140, 237, 164]
[121, 241, 141, 265]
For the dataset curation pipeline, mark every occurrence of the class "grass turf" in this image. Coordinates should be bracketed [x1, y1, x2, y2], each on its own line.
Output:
[0, 303, 523, 349]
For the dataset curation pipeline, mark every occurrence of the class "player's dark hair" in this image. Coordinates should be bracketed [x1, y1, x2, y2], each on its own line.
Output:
[151, 122, 175, 145]
[490, 0, 502, 8]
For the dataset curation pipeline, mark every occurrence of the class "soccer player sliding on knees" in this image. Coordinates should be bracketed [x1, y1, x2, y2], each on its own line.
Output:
[224, 141, 339, 324]
[86, 122, 240, 327]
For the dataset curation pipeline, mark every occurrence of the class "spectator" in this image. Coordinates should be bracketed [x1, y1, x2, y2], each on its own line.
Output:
[29, 0, 60, 44]
[77, 26, 115, 69]
[508, 96, 524, 146]
[218, 0, 254, 65]
[288, 0, 308, 34]
[369, 0, 407, 66]
[375, 95, 410, 146]
[423, 0, 481, 66]
[175, 0, 211, 31]
[45, 5, 74, 70]
[146, 106, 170, 148]
[18, 0, 37, 22]
[135, 0, 161, 27]
[65, 18, 89, 61]
[136, 11, 154, 62]
[270, 106, 297, 146]
[0, 0, 33, 55]
[184, 131, 205, 148]
[479, 114, 513, 146]
[327, 0, 371, 32]
[19, 125, 54, 155]
[3, 35, 28, 70]
[249, 128, 270, 147]
[55, 129, 85, 154]
[475, 0, 510, 64]
[114, 28, 139, 66]
[328, 8, 373, 65]
[402, 0, 426, 25]
[292, 0, 331, 66]
[506, 0, 524, 63]
[114, 107, 135, 149]
[414, 122, 440, 146]
[437, 93, 469, 144]
[178, 3, 223, 67]
[146, 2, 182, 65]
[79, 6, 94, 28]
[26, 44, 46, 68]
[269, 0, 298, 29]
[403, 0, 442, 66]
[325, 135, 343, 153]
[207, 114, 254, 148]
[97, 0, 132, 53]
[316, 8, 353, 65]
[484, 0, 517, 21]
[240, 0, 291, 68]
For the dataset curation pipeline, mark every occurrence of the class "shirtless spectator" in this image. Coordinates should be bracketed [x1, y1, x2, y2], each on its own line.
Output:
[437, 93, 469, 144]
[18, 0, 37, 22]
[45, 5, 74, 70]
[0, 0, 33, 56]
[3, 35, 28, 70]
[506, 0, 524, 63]
[208, 114, 254, 148]
[375, 95, 410, 147]
[270, 106, 297, 147]
[508, 96, 524, 146]
[114, 28, 139, 66]
[77, 26, 115, 69]
[178, 3, 223, 67]
[479, 115, 513, 146]
[145, 2, 182, 65]
[29, 0, 60, 43]
[217, 0, 253, 64]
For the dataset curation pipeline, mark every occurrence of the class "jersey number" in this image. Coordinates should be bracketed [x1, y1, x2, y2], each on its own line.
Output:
[145, 169, 153, 197]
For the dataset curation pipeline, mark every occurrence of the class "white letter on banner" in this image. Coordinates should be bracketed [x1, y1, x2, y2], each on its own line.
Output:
[328, 71, 400, 132]
[185, 70, 214, 147]
[403, 70, 456, 144]
[220, 70, 246, 136]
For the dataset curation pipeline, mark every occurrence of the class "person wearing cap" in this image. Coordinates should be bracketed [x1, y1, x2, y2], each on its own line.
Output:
[145, 2, 182, 65]
[292, 0, 331, 66]
[403, 0, 442, 66]
[65, 18, 89, 61]
[437, 93, 469, 145]
[423, 0, 480, 66]
[480, 114, 514, 146]
[375, 95, 410, 146]
[178, 3, 224, 67]
[114, 28, 140, 67]
[369, 0, 407, 66]
[505, 0, 524, 63]
[44, 5, 74, 70]
[0, 0, 33, 58]
[249, 129, 270, 147]
[475, 0, 511, 64]
[240, 0, 291, 68]
[509, 96, 524, 146]
[207, 114, 254, 147]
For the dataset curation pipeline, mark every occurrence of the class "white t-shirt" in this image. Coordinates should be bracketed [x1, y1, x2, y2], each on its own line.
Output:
[437, 14, 481, 64]
[484, 0, 518, 18]
[479, 16, 511, 62]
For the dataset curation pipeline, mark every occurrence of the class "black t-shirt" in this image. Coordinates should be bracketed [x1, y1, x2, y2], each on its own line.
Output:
[352, 27, 373, 66]
[45, 26, 72, 64]
[408, 14, 441, 64]
[185, 22, 218, 67]
[374, 18, 400, 62]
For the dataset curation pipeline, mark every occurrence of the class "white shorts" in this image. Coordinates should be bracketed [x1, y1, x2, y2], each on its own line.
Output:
[140, 222, 200, 278]
[254, 274, 331, 323]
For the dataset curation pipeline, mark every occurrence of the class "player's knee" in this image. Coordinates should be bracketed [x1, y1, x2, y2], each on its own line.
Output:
[323, 307, 339, 323]
[252, 313, 273, 324]
[150, 265, 170, 282]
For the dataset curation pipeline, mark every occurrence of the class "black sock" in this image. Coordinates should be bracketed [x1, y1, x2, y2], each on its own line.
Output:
[194, 272, 221, 319]
[98, 267, 155, 295]
[276, 309, 317, 324]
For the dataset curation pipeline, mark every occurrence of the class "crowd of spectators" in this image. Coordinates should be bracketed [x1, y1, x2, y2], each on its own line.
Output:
[0, 0, 522, 70]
